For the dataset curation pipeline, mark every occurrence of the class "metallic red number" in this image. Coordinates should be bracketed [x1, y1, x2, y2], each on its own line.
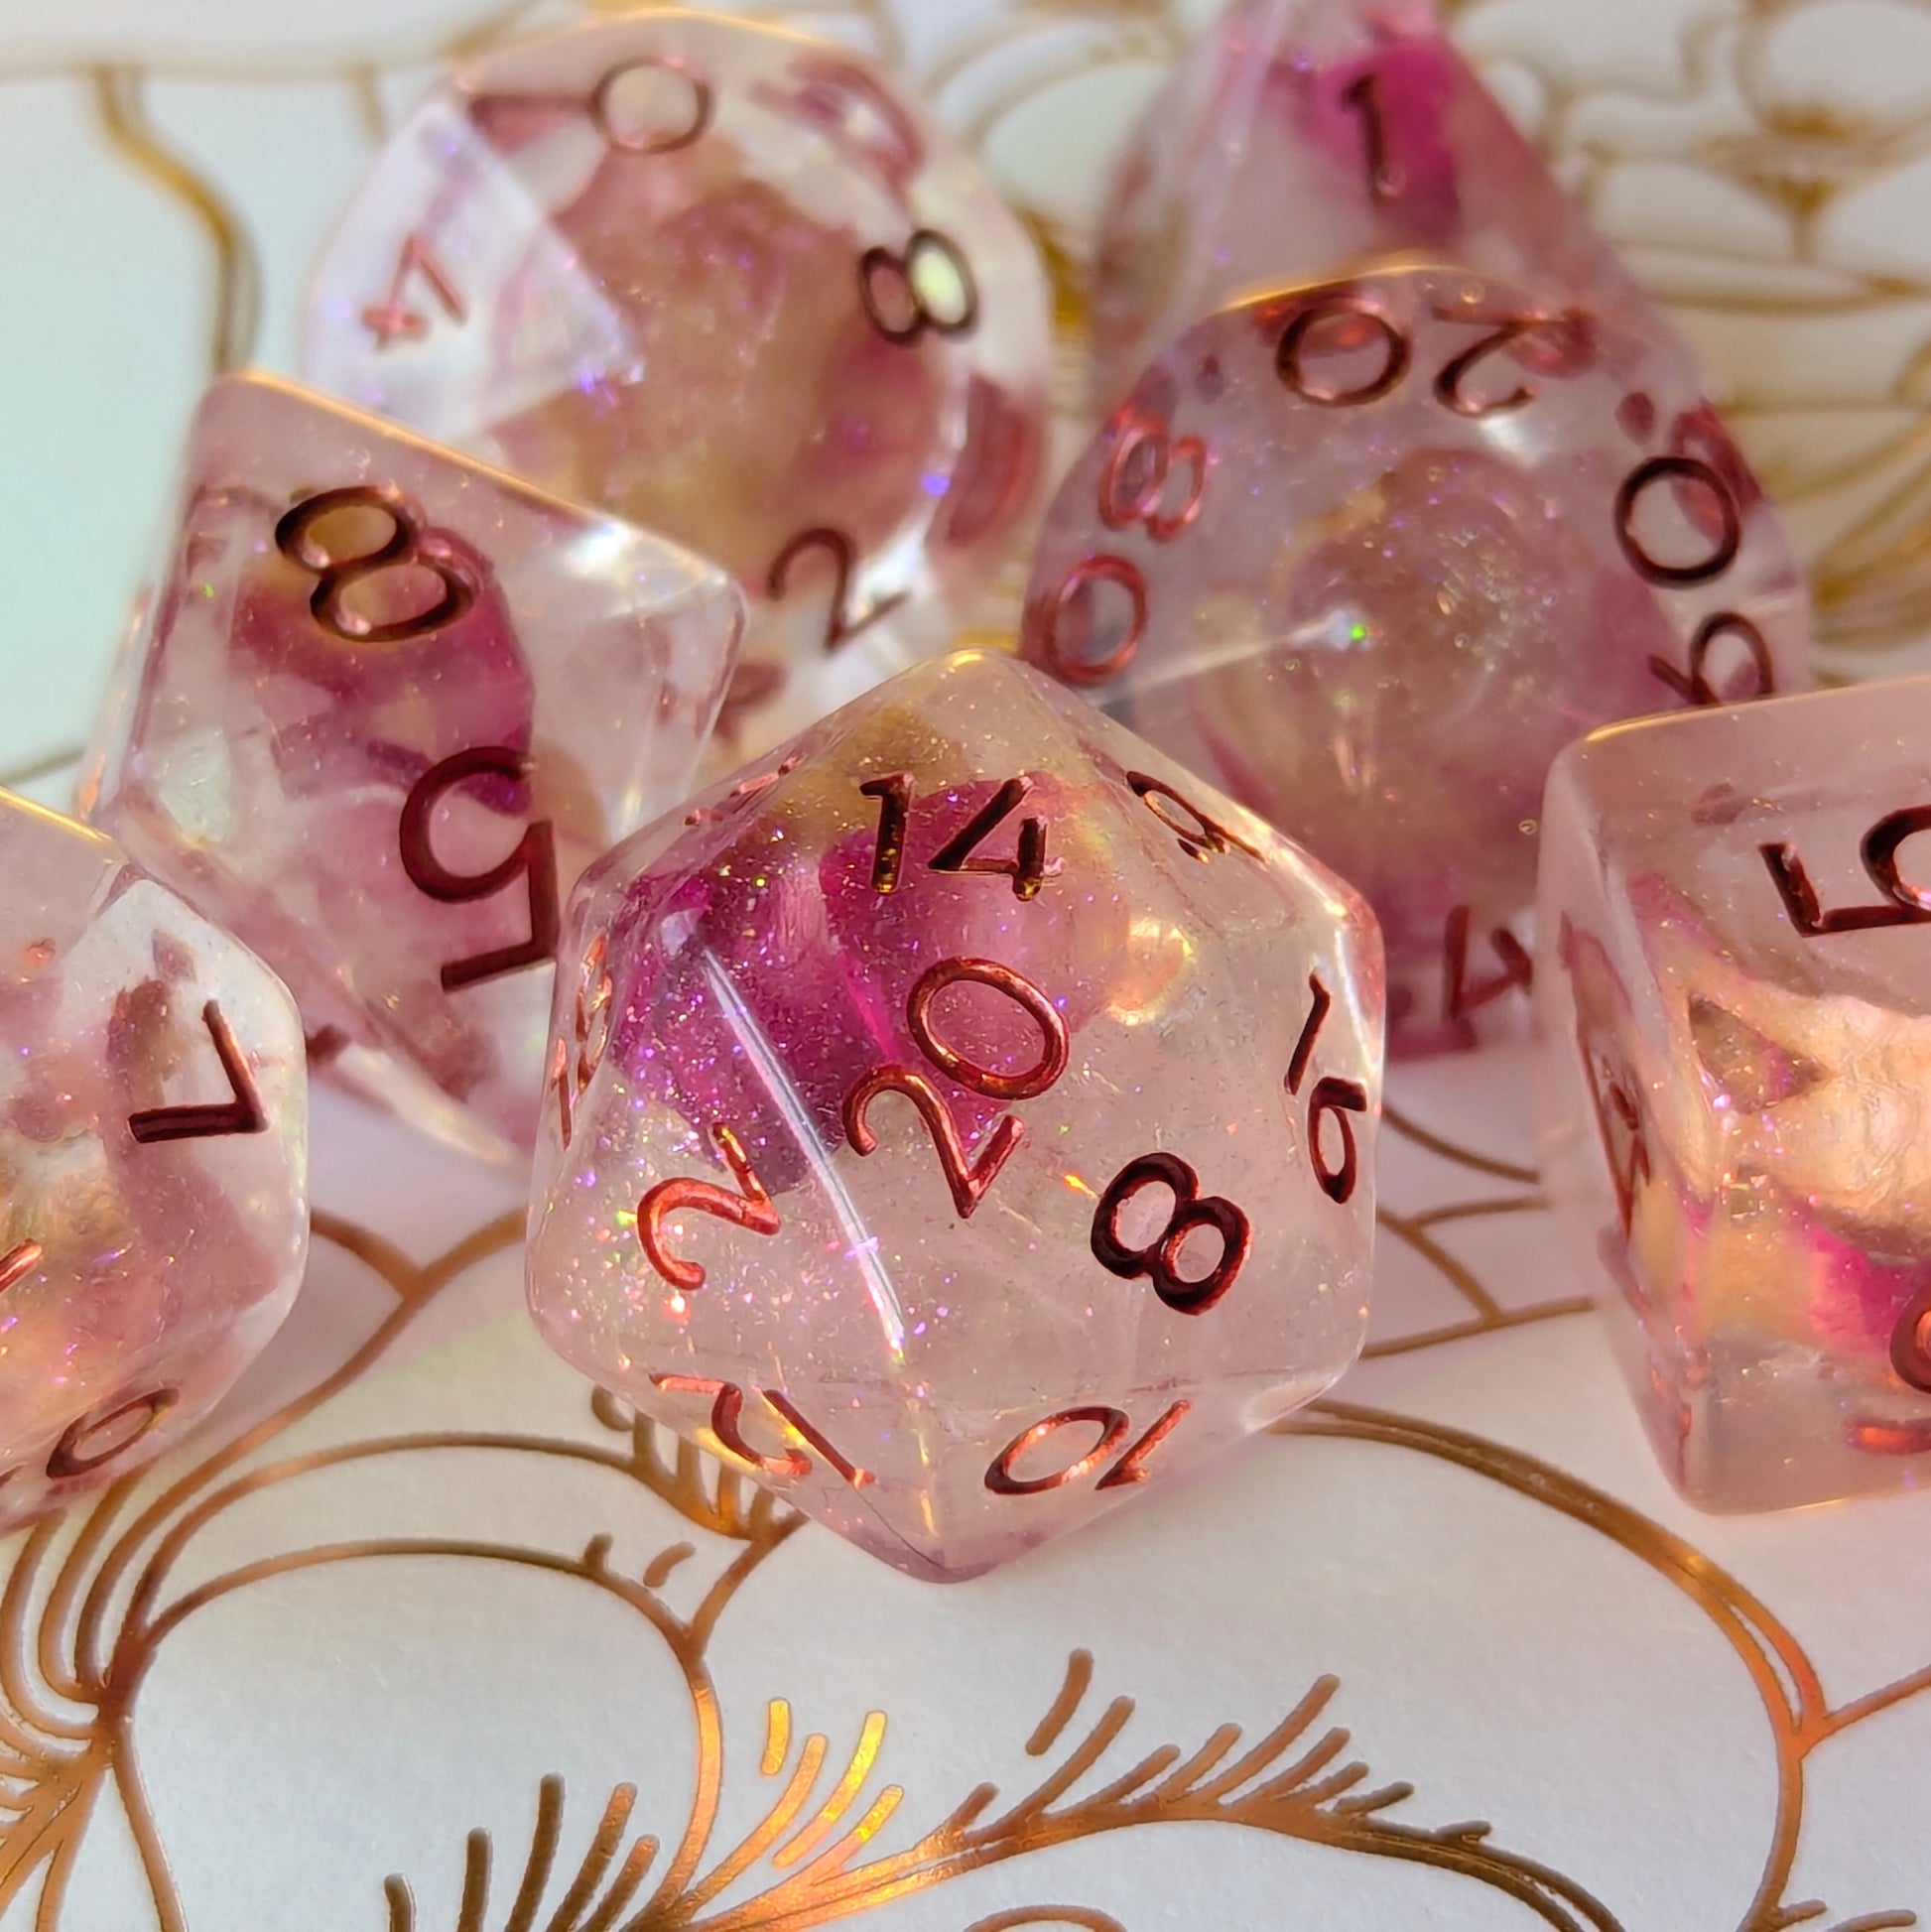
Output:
[1614, 455, 1740, 586]
[983, 1399, 1192, 1495]
[638, 1125, 780, 1293]
[46, 1388, 179, 1480]
[1339, 69, 1394, 201]
[1126, 771, 1265, 864]
[1578, 1028, 1650, 1242]
[860, 774, 1058, 899]
[399, 746, 562, 990]
[1286, 974, 1370, 1206]
[649, 1374, 873, 1487]
[1891, 1287, 1931, 1394]
[1649, 612, 1775, 708]
[127, 1000, 267, 1144]
[1034, 555, 1149, 687]
[275, 484, 477, 644]
[552, 932, 613, 1147]
[683, 753, 802, 829]
[859, 228, 977, 344]
[1098, 413, 1208, 541]
[1442, 906, 1533, 1026]
[767, 527, 908, 655]
[842, 1066, 1023, 1219]
[1091, 1153, 1251, 1315]
[0, 1241, 41, 1294]
[1761, 806, 1931, 938]
[589, 55, 713, 154]
[1277, 297, 1411, 407]
[906, 958, 1070, 1100]
[361, 233, 467, 347]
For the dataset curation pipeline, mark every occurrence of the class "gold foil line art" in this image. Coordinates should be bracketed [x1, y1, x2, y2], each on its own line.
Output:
[90, 64, 261, 377]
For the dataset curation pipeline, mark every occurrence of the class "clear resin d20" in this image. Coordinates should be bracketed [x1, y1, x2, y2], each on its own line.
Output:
[527, 650, 1384, 1580]
[0, 791, 307, 1531]
[1021, 266, 1809, 1058]
[305, 11, 1051, 761]
[1539, 676, 1931, 1510]
[82, 372, 743, 1161]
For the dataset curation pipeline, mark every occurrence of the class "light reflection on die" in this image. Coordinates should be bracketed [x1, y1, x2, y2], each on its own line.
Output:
[526, 650, 1384, 1581]
[304, 11, 1052, 765]
[1021, 267, 1809, 1057]
[1539, 678, 1931, 1511]
[80, 372, 743, 1162]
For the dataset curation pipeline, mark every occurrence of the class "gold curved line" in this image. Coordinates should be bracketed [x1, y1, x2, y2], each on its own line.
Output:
[772, 1713, 888, 1870]
[456, 1828, 491, 1932]
[761, 1700, 791, 1779]
[642, 1543, 695, 1590]
[791, 1782, 905, 1885]
[1275, 1401, 1826, 1921]
[1362, 1300, 1595, 1361]
[1411, 1195, 1550, 1230]
[576, 1832, 658, 1932]
[106, 1711, 183, 1932]
[540, 1782, 636, 1932]
[76, 1209, 520, 1688]
[0, 1524, 88, 1743]
[982, 1698, 1135, 1833]
[1379, 1102, 1540, 1187]
[679, 1733, 829, 1916]
[0, 747, 82, 793]
[1379, 1210, 1502, 1320]
[1151, 1722, 1240, 1797]
[1024, 1650, 1093, 1758]
[504, 1775, 564, 1932]
[1191, 1679, 1342, 1806]
[384, 1874, 415, 1932]
[91, 65, 259, 376]
[965, 1913, 1126, 1932]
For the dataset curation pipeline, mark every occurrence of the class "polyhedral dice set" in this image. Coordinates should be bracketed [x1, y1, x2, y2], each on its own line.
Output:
[7, 0, 1926, 1568]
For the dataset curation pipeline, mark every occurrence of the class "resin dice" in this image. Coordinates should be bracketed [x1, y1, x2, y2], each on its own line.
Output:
[81, 372, 742, 1162]
[527, 650, 1383, 1580]
[1021, 266, 1808, 1057]
[1091, 0, 1670, 402]
[1538, 676, 1931, 1511]
[305, 12, 1051, 761]
[0, 791, 307, 1530]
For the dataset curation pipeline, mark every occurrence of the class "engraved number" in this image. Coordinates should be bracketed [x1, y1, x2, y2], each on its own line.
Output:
[0, 1241, 41, 1294]
[399, 746, 562, 990]
[361, 233, 467, 347]
[1277, 297, 1411, 407]
[1032, 554, 1148, 687]
[638, 1125, 779, 1293]
[589, 55, 713, 154]
[127, 1000, 267, 1144]
[1650, 612, 1775, 708]
[649, 1375, 873, 1487]
[1442, 906, 1534, 1027]
[1892, 1288, 1931, 1394]
[1098, 413, 1207, 541]
[842, 1067, 1024, 1219]
[683, 754, 802, 828]
[906, 958, 1069, 1100]
[859, 228, 977, 344]
[1287, 974, 1369, 1206]
[1614, 455, 1741, 587]
[859, 773, 1057, 899]
[1761, 807, 1931, 938]
[46, 1389, 179, 1480]
[1091, 1153, 1251, 1315]
[984, 1400, 1192, 1495]
[275, 485, 478, 644]
[1339, 70, 1393, 201]
[1127, 771, 1264, 864]
[767, 527, 907, 654]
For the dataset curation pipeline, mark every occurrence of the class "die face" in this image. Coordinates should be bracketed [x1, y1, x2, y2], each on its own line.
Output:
[1021, 267, 1809, 1058]
[527, 651, 1383, 1580]
[1091, 0, 1661, 403]
[1537, 678, 1931, 1511]
[304, 11, 1051, 764]
[81, 372, 743, 1162]
[0, 793, 308, 1531]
